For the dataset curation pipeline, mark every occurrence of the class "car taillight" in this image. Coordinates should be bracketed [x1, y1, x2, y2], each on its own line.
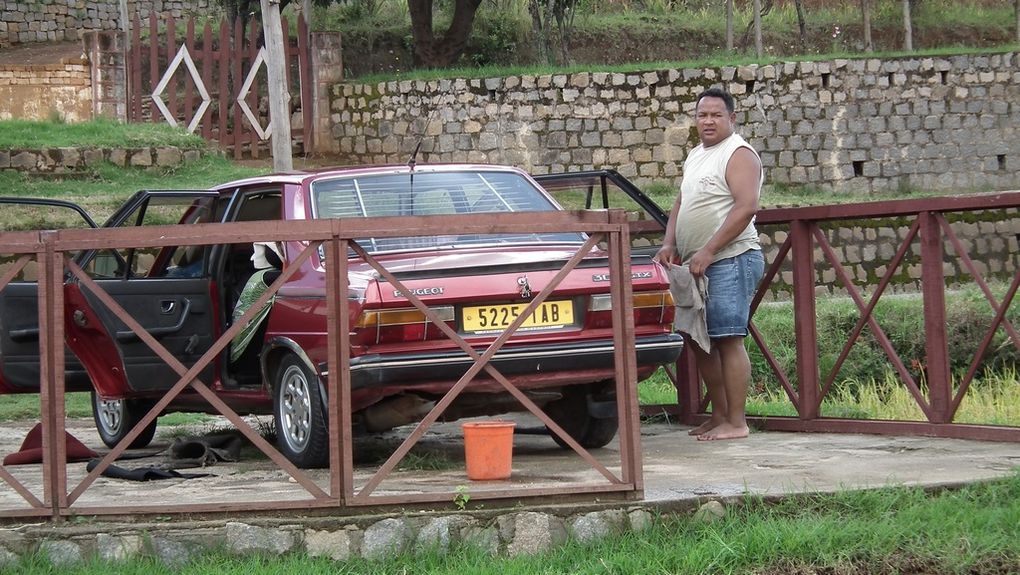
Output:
[354, 306, 456, 344]
[587, 290, 674, 328]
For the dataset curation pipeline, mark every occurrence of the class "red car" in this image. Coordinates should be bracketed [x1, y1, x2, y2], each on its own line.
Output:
[0, 165, 682, 468]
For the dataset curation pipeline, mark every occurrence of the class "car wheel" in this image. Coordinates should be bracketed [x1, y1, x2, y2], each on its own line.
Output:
[273, 355, 329, 468]
[544, 382, 619, 449]
[90, 391, 157, 449]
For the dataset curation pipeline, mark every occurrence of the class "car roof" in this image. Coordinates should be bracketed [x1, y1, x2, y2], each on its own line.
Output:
[212, 163, 530, 192]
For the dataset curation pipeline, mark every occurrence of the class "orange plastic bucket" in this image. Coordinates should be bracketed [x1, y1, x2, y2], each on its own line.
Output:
[462, 420, 516, 480]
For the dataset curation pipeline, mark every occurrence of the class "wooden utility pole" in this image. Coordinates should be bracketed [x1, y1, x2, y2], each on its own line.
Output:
[861, 0, 873, 52]
[303, 0, 314, 41]
[725, 0, 733, 52]
[261, 0, 294, 172]
[902, 0, 913, 51]
[753, 0, 763, 58]
[1016, 0, 1020, 43]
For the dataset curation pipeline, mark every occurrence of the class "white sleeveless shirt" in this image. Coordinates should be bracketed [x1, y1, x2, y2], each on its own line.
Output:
[674, 132, 761, 263]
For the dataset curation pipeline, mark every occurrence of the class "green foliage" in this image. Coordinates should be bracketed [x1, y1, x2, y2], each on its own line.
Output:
[751, 285, 1020, 393]
[324, 0, 1017, 80]
[464, 9, 529, 67]
[319, 0, 397, 26]
[453, 484, 471, 510]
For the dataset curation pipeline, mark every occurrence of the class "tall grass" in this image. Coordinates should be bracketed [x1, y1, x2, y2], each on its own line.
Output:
[11, 473, 1020, 574]
[640, 284, 1020, 427]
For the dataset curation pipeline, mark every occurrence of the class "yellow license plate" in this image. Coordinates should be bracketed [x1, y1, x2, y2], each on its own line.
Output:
[462, 301, 573, 332]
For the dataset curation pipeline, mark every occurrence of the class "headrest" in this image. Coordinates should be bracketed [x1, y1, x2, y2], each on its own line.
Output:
[251, 242, 284, 270]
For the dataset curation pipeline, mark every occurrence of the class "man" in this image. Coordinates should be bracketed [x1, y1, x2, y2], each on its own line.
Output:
[653, 87, 765, 441]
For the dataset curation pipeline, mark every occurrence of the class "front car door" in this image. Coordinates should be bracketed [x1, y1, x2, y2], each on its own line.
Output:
[64, 191, 223, 399]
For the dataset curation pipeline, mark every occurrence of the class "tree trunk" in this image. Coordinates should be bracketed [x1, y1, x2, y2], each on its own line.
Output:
[861, 0, 872, 52]
[725, 0, 733, 52]
[408, 0, 483, 68]
[544, 0, 557, 65]
[793, 0, 805, 49]
[753, 0, 763, 58]
[902, 0, 913, 51]
[527, 0, 550, 64]
[554, 0, 576, 66]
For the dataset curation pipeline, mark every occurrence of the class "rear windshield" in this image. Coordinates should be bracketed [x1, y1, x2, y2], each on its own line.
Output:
[310, 171, 584, 252]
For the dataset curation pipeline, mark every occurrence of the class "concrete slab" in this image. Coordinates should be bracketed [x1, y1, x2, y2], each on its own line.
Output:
[0, 415, 1017, 516]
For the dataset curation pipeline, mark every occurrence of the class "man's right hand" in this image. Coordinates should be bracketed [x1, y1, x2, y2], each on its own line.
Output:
[653, 244, 678, 266]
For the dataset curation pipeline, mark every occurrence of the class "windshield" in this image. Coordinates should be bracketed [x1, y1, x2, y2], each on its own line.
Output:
[310, 171, 584, 252]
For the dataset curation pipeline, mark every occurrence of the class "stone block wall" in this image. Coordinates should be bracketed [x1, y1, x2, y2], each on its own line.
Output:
[0, 59, 91, 122]
[329, 52, 1020, 195]
[1, 0, 219, 46]
[0, 146, 205, 172]
[756, 209, 1020, 300]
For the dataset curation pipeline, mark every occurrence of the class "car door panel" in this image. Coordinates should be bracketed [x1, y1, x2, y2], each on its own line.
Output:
[0, 282, 91, 392]
[67, 278, 216, 394]
[0, 198, 99, 394]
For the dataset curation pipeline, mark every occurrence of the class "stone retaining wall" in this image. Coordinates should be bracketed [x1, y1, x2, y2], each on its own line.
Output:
[0, 505, 670, 567]
[0, 146, 205, 172]
[0, 59, 91, 122]
[757, 209, 1020, 299]
[329, 52, 1020, 195]
[1, 0, 219, 46]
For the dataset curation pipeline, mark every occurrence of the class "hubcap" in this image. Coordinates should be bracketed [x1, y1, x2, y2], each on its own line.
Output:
[279, 364, 312, 452]
[97, 398, 124, 435]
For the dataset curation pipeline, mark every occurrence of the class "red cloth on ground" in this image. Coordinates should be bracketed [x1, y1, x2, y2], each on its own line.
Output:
[2, 422, 98, 466]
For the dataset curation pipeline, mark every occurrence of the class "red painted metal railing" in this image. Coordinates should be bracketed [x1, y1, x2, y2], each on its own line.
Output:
[663, 192, 1020, 442]
[0, 210, 642, 519]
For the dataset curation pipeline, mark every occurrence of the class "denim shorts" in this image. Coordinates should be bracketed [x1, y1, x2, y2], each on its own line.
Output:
[704, 249, 765, 338]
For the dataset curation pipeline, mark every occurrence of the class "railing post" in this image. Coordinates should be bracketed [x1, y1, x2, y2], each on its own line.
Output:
[676, 347, 702, 425]
[790, 220, 820, 419]
[38, 232, 68, 519]
[607, 210, 642, 493]
[919, 211, 952, 423]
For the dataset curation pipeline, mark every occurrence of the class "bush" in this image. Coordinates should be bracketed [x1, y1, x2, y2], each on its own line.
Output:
[464, 10, 531, 67]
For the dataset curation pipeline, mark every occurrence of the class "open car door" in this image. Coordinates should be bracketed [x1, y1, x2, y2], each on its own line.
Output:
[0, 198, 98, 394]
[63, 191, 223, 403]
[533, 170, 668, 259]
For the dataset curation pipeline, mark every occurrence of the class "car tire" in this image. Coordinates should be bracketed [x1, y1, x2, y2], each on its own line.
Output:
[91, 391, 157, 449]
[544, 382, 619, 449]
[273, 355, 329, 468]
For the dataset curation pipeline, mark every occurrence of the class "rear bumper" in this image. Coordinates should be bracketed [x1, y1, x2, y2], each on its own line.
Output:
[325, 333, 684, 389]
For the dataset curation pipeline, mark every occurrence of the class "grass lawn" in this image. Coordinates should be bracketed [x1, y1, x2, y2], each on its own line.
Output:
[8, 473, 1020, 574]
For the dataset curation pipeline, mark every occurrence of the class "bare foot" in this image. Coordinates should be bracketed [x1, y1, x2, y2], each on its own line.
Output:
[697, 423, 749, 441]
[687, 420, 721, 436]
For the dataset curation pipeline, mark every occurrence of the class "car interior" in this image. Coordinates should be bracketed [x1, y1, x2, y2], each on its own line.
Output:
[220, 191, 283, 388]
